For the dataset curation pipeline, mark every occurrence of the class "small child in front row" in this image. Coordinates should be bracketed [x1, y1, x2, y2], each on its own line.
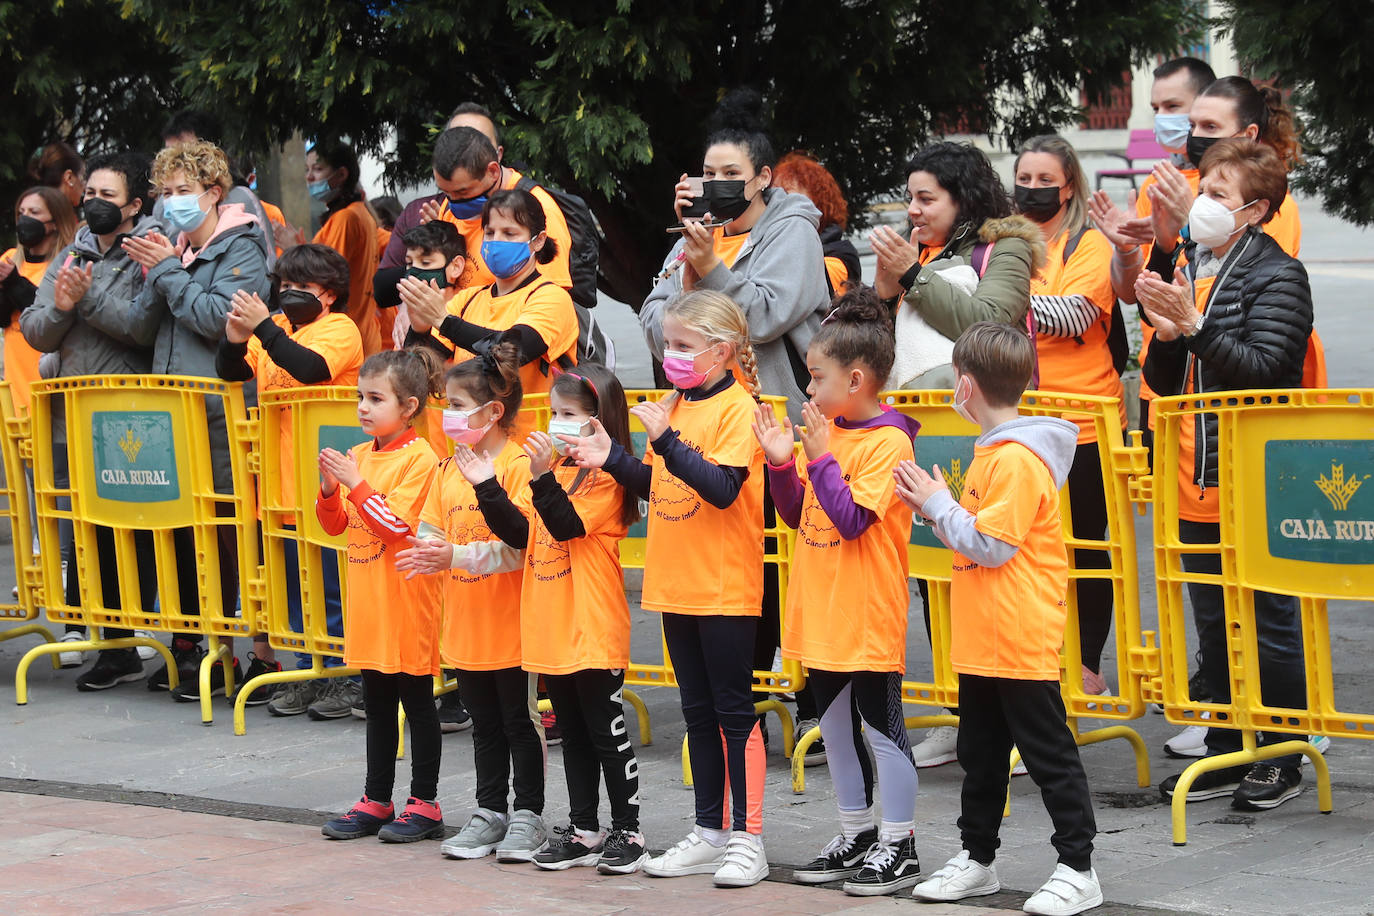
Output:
[318, 350, 445, 843]
[894, 321, 1101, 916]
[753, 288, 922, 897]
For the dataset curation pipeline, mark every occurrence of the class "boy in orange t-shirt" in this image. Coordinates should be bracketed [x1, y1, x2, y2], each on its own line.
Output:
[895, 322, 1101, 915]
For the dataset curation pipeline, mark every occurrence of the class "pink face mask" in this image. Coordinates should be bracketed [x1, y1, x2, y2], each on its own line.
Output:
[442, 402, 494, 445]
[661, 346, 716, 390]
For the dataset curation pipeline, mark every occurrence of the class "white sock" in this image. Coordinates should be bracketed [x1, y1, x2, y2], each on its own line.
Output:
[839, 806, 874, 840]
[879, 820, 915, 845]
[697, 825, 729, 847]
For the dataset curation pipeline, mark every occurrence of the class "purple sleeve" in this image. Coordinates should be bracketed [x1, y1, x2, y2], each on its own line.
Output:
[377, 198, 429, 271]
[808, 453, 877, 540]
[765, 459, 805, 529]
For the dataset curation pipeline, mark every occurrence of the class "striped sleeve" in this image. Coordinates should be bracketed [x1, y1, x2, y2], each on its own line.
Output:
[346, 481, 416, 543]
[1030, 294, 1100, 338]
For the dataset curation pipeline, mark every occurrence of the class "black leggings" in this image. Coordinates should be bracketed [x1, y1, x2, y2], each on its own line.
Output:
[66, 526, 156, 640]
[1067, 439, 1115, 674]
[362, 669, 442, 802]
[544, 668, 640, 832]
[455, 666, 545, 814]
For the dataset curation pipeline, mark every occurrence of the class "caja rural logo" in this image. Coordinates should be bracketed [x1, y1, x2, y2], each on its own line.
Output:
[1267, 441, 1374, 565]
[92, 411, 180, 502]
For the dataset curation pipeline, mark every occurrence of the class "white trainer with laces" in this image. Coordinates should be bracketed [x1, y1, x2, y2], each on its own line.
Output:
[1164, 714, 1211, 758]
[911, 850, 1000, 902]
[712, 831, 768, 887]
[642, 827, 726, 877]
[133, 630, 159, 661]
[57, 631, 85, 669]
[1022, 863, 1102, 915]
[911, 725, 959, 768]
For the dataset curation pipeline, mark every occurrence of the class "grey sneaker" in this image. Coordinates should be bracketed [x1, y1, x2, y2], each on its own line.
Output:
[308, 678, 363, 720]
[267, 678, 323, 717]
[495, 809, 548, 862]
[440, 808, 508, 859]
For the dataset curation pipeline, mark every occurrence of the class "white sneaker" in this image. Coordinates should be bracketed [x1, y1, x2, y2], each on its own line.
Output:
[713, 831, 768, 887]
[133, 630, 158, 661]
[1303, 735, 1331, 766]
[1022, 863, 1102, 915]
[58, 631, 85, 669]
[1164, 715, 1210, 759]
[912, 725, 959, 769]
[440, 808, 507, 859]
[643, 827, 726, 877]
[912, 850, 1000, 901]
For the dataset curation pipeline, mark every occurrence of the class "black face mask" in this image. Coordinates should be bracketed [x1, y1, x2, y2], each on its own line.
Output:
[704, 179, 754, 220]
[16, 215, 50, 249]
[279, 288, 324, 328]
[1186, 132, 1222, 169]
[405, 266, 448, 288]
[84, 198, 127, 236]
[1014, 185, 1065, 224]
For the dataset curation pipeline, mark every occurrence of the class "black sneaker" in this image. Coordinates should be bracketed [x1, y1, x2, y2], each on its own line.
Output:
[596, 828, 648, 874]
[351, 692, 366, 720]
[1232, 763, 1303, 810]
[438, 691, 472, 733]
[75, 649, 144, 692]
[377, 797, 445, 842]
[322, 796, 394, 840]
[1159, 763, 1250, 802]
[147, 636, 203, 691]
[241, 653, 282, 707]
[792, 827, 878, 884]
[842, 833, 922, 896]
[532, 824, 605, 870]
[171, 656, 243, 702]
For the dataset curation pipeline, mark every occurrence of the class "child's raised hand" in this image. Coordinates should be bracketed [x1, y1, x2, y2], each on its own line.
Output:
[319, 447, 362, 490]
[629, 400, 672, 440]
[317, 450, 340, 496]
[751, 403, 795, 467]
[454, 444, 497, 485]
[395, 535, 453, 580]
[893, 460, 947, 517]
[558, 417, 613, 469]
[798, 401, 831, 462]
[523, 431, 555, 479]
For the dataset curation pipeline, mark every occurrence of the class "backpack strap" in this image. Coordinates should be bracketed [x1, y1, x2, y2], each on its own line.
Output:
[1061, 225, 1089, 264]
[969, 240, 994, 276]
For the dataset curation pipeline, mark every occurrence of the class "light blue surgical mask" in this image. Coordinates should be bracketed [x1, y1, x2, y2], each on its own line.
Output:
[548, 418, 590, 454]
[163, 190, 212, 234]
[307, 179, 334, 201]
[1153, 112, 1192, 152]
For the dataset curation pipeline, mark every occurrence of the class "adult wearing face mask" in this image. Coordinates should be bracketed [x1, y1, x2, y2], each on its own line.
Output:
[1138, 139, 1313, 813]
[124, 140, 271, 698]
[307, 141, 382, 355]
[1013, 135, 1125, 705]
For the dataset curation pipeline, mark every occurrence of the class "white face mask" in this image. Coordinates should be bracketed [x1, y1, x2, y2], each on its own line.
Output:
[952, 375, 976, 425]
[1188, 195, 1257, 250]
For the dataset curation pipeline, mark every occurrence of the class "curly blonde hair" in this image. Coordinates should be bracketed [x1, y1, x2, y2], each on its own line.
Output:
[152, 141, 232, 196]
[665, 290, 761, 398]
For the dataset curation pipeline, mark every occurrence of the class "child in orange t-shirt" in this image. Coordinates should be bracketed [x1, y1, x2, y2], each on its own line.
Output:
[562, 290, 767, 888]
[895, 322, 1100, 915]
[316, 350, 444, 844]
[393, 342, 547, 863]
[754, 288, 921, 896]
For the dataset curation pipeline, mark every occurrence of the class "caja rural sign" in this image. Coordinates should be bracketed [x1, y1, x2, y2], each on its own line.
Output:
[1266, 440, 1374, 564]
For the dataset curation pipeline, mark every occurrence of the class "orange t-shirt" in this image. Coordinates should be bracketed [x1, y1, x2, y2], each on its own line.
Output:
[1173, 275, 1221, 524]
[520, 463, 631, 674]
[260, 201, 286, 258]
[422, 439, 531, 670]
[246, 312, 364, 507]
[313, 199, 382, 356]
[949, 440, 1069, 681]
[781, 422, 914, 672]
[1031, 228, 1125, 443]
[438, 168, 573, 291]
[823, 256, 848, 295]
[712, 228, 750, 269]
[2, 249, 50, 414]
[641, 380, 765, 616]
[316, 429, 441, 676]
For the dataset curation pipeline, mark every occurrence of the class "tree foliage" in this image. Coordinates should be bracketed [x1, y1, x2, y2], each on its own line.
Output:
[1217, 0, 1374, 226]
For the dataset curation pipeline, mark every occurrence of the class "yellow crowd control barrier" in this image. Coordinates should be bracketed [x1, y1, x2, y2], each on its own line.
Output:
[1149, 389, 1374, 843]
[18, 376, 261, 723]
[0, 383, 57, 661]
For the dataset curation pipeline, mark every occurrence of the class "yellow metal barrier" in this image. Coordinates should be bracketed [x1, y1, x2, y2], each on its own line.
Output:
[17, 376, 261, 723]
[1150, 389, 1374, 843]
[0, 382, 57, 660]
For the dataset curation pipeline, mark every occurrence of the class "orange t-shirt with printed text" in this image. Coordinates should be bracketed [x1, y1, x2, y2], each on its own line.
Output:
[246, 312, 364, 507]
[317, 430, 441, 676]
[313, 199, 381, 356]
[437, 168, 573, 291]
[782, 422, 914, 672]
[641, 381, 765, 616]
[520, 463, 631, 674]
[2, 249, 50, 414]
[949, 440, 1069, 681]
[1031, 228, 1125, 443]
[422, 440, 531, 670]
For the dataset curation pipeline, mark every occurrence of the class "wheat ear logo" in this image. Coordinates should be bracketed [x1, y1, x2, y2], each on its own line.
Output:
[945, 458, 967, 501]
[118, 428, 143, 463]
[1315, 462, 1368, 512]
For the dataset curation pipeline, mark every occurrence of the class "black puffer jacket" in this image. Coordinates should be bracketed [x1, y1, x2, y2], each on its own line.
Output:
[1143, 227, 1312, 491]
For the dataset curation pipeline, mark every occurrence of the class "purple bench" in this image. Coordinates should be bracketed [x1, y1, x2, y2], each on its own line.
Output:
[1095, 129, 1168, 191]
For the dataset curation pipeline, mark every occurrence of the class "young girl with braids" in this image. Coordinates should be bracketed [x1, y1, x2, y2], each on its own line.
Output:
[562, 290, 768, 888]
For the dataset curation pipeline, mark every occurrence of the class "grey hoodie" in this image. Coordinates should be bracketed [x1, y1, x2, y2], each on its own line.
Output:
[640, 188, 829, 424]
[922, 415, 1078, 566]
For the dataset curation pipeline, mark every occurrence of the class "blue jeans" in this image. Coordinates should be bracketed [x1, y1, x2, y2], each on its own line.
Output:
[281, 529, 344, 670]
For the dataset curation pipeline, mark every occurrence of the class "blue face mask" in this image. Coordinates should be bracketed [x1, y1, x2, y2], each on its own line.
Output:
[1153, 112, 1192, 152]
[481, 239, 534, 279]
[446, 171, 500, 220]
[307, 179, 333, 201]
[163, 190, 211, 234]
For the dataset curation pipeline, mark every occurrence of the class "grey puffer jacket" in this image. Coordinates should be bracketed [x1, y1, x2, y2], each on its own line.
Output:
[21, 216, 165, 444]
